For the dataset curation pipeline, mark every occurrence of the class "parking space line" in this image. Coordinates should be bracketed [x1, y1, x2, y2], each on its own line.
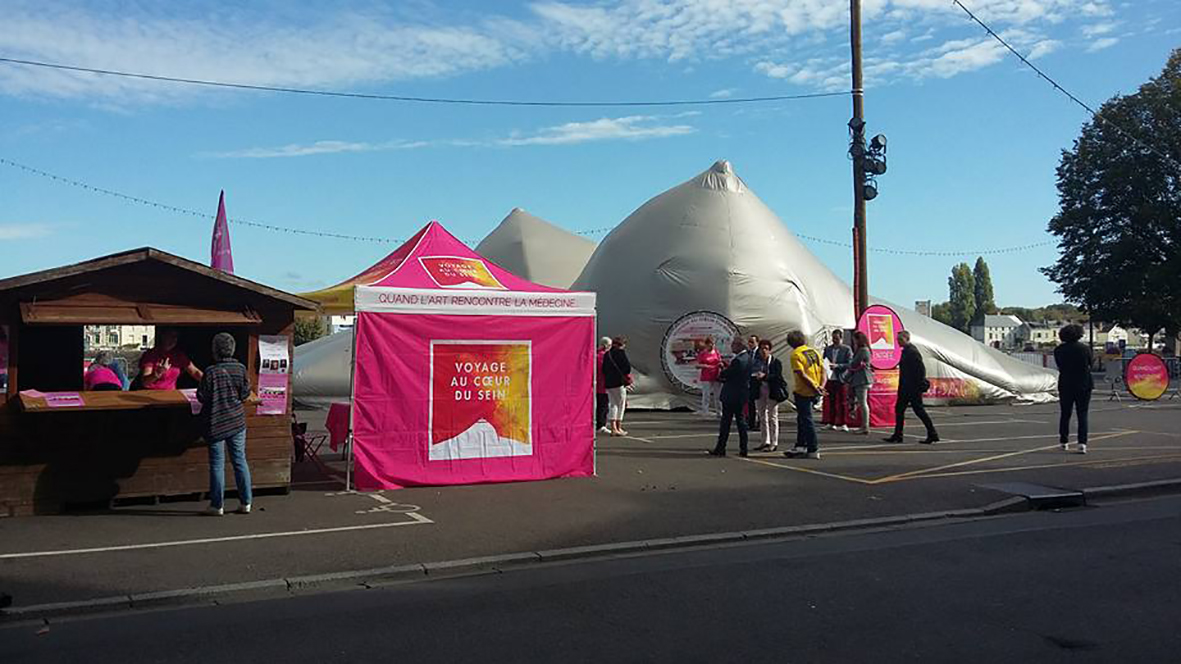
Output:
[0, 513, 434, 560]
[895, 453, 1181, 481]
[738, 457, 878, 485]
[872, 431, 1135, 484]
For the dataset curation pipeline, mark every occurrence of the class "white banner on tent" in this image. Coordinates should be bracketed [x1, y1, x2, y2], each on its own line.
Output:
[355, 286, 596, 316]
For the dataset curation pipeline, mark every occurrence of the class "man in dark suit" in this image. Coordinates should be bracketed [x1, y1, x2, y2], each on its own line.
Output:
[883, 330, 940, 444]
[710, 338, 755, 457]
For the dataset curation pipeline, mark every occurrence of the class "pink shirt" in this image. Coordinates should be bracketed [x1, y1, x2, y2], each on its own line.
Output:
[84, 365, 122, 390]
[698, 349, 721, 382]
[596, 349, 608, 394]
[140, 348, 191, 390]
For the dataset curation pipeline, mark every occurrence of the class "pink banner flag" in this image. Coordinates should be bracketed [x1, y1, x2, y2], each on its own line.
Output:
[211, 190, 234, 273]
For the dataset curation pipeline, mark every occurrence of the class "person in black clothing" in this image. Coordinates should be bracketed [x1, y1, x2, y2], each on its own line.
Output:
[1054, 323, 1094, 454]
[602, 336, 632, 437]
[710, 339, 755, 457]
[883, 330, 939, 444]
[745, 335, 761, 431]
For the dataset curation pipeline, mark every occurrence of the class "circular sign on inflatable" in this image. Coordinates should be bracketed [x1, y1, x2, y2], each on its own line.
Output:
[1125, 353, 1169, 401]
[856, 304, 905, 370]
[660, 311, 741, 393]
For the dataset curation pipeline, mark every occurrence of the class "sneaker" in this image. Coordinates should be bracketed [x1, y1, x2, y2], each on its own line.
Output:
[205, 507, 224, 516]
[784, 447, 806, 457]
[1060, 442, 1069, 451]
[805, 452, 821, 460]
[1079, 444, 1088, 454]
[823, 424, 834, 431]
[598, 426, 612, 434]
[237, 504, 252, 515]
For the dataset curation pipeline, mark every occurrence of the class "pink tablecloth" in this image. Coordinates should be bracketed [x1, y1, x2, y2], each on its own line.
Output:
[326, 402, 351, 452]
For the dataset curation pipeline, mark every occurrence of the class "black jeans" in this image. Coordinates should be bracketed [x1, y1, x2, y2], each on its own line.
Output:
[595, 393, 609, 429]
[1059, 389, 1091, 445]
[715, 399, 749, 455]
[794, 394, 818, 452]
[894, 391, 937, 439]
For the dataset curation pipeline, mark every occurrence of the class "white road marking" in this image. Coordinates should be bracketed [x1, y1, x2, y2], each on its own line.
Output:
[0, 513, 433, 560]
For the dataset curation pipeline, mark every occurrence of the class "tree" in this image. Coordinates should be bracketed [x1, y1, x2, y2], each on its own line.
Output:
[931, 301, 954, 328]
[972, 257, 996, 318]
[1041, 48, 1181, 341]
[294, 316, 327, 346]
[947, 263, 976, 333]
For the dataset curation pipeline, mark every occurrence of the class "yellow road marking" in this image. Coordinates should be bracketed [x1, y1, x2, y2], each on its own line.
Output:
[891, 453, 1181, 481]
[872, 431, 1136, 484]
[738, 457, 878, 485]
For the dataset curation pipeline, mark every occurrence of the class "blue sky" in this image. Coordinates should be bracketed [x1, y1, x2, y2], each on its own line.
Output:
[1, 0, 1178, 307]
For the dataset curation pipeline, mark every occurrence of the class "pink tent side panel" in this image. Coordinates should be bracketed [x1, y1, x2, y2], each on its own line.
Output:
[352, 312, 595, 489]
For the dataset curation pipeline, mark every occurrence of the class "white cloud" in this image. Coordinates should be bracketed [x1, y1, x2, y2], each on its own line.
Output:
[206, 140, 430, 159]
[0, 223, 53, 240]
[1081, 22, 1118, 37]
[709, 88, 737, 99]
[1087, 37, 1119, 52]
[0, 0, 1123, 103]
[497, 115, 696, 146]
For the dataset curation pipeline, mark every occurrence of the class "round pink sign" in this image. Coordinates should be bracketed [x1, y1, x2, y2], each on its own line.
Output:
[857, 304, 905, 370]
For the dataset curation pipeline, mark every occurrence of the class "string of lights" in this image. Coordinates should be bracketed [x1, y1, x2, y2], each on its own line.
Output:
[1, 154, 1054, 257]
[0, 56, 848, 108]
[952, 0, 1181, 172]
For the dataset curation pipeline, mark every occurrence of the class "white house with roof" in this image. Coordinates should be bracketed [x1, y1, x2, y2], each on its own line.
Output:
[971, 314, 1025, 349]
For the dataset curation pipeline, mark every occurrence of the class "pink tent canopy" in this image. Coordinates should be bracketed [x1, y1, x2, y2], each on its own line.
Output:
[348, 221, 597, 490]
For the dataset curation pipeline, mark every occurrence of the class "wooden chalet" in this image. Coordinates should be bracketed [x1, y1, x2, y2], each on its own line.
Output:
[0, 248, 318, 515]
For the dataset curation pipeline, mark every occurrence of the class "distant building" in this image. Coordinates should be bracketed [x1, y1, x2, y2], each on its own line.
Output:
[971, 314, 1025, 349]
[1092, 324, 1129, 349]
[915, 300, 932, 317]
[84, 325, 155, 351]
[1024, 322, 1058, 347]
[329, 315, 355, 334]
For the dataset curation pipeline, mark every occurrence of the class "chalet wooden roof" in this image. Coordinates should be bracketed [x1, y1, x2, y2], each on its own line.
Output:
[0, 247, 318, 311]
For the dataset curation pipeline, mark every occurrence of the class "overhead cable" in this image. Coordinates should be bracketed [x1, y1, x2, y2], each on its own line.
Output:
[0, 154, 1052, 257]
[0, 56, 848, 108]
[952, 0, 1181, 171]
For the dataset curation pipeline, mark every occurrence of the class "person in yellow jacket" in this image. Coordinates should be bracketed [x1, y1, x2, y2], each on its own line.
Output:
[785, 330, 826, 459]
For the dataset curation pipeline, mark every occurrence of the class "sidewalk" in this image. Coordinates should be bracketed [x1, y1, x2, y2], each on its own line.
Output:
[2, 402, 1179, 614]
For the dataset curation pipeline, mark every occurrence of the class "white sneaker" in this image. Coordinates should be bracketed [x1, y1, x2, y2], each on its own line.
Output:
[205, 507, 224, 516]
[823, 424, 834, 431]
[237, 504, 252, 515]
[598, 426, 611, 434]
[839, 425, 849, 432]
[1060, 442, 1069, 451]
[1079, 444, 1088, 454]
[805, 451, 821, 460]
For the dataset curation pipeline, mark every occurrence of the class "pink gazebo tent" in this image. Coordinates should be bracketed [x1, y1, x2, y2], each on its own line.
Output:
[343, 221, 596, 490]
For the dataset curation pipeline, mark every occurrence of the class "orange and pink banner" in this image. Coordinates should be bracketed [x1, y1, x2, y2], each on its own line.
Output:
[351, 312, 594, 489]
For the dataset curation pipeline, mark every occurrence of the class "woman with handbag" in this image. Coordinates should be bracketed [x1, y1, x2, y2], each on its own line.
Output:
[602, 336, 633, 437]
[755, 339, 787, 452]
[847, 331, 874, 435]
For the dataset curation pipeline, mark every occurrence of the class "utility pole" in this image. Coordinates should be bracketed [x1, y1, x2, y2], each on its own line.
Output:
[849, 0, 869, 318]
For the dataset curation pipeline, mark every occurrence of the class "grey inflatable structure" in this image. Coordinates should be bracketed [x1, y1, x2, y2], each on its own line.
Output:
[476, 208, 596, 289]
[570, 160, 1057, 409]
[294, 161, 1057, 409]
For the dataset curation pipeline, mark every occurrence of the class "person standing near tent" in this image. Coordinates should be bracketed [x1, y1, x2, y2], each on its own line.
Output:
[755, 339, 787, 451]
[1054, 323, 1093, 454]
[883, 331, 939, 444]
[696, 336, 721, 416]
[847, 331, 874, 435]
[595, 336, 612, 434]
[821, 330, 852, 431]
[784, 330, 825, 459]
[603, 336, 632, 437]
[197, 333, 253, 516]
[710, 338, 754, 457]
[745, 334, 761, 431]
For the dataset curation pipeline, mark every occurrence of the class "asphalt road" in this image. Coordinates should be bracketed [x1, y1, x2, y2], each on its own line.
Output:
[4, 495, 1179, 663]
